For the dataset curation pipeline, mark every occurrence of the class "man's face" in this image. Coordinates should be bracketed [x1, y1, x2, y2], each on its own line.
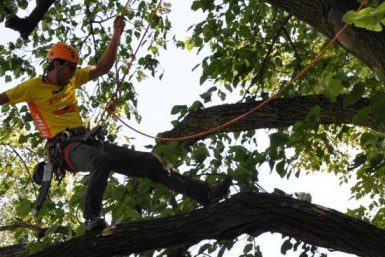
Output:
[53, 61, 77, 85]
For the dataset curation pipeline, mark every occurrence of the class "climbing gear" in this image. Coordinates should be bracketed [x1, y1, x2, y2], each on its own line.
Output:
[31, 161, 56, 217]
[31, 126, 107, 217]
[47, 43, 79, 64]
[31, 141, 64, 217]
[47, 126, 106, 171]
[85, 217, 107, 233]
[32, 161, 46, 186]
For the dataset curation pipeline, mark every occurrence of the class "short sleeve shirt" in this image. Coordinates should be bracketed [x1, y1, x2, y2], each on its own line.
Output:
[5, 67, 90, 139]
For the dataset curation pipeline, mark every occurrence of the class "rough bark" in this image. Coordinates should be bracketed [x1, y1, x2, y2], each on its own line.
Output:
[161, 95, 378, 143]
[0, 244, 27, 257]
[5, 0, 56, 39]
[265, 0, 385, 73]
[11, 192, 384, 257]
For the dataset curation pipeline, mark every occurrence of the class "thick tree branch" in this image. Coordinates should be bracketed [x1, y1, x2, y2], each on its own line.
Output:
[0, 244, 27, 257]
[5, 0, 56, 39]
[15, 192, 385, 257]
[264, 0, 385, 74]
[0, 221, 73, 239]
[161, 95, 376, 144]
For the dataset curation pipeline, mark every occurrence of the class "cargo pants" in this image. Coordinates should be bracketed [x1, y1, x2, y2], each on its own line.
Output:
[68, 140, 213, 219]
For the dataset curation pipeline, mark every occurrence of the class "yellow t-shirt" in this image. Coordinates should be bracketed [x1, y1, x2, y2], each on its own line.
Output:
[5, 67, 90, 139]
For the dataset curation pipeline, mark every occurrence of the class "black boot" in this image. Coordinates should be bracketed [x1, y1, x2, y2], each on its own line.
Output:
[85, 217, 107, 233]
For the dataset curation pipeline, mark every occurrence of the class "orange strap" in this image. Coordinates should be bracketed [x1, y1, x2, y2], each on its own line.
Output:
[63, 143, 78, 172]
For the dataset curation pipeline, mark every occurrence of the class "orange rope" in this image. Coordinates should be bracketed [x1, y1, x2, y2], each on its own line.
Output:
[108, 0, 368, 141]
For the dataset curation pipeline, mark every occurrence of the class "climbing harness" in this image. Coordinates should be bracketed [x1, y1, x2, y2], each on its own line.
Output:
[102, 0, 368, 142]
[31, 126, 106, 216]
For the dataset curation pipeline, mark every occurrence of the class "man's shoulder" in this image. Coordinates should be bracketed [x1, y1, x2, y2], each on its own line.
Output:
[18, 76, 44, 87]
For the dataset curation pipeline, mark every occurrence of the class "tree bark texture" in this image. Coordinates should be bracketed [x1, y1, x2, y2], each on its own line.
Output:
[22, 192, 385, 257]
[161, 95, 378, 143]
[265, 0, 385, 73]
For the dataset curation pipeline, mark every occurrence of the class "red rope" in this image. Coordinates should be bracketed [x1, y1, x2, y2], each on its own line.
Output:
[107, 0, 368, 142]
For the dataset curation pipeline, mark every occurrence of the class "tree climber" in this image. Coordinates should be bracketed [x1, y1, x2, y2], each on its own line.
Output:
[0, 16, 232, 233]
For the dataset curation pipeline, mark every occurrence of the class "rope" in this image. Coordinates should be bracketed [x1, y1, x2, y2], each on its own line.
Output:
[99, 0, 163, 122]
[105, 0, 368, 142]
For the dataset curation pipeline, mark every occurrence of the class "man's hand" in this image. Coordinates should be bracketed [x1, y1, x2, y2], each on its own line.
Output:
[88, 16, 126, 81]
[113, 16, 126, 37]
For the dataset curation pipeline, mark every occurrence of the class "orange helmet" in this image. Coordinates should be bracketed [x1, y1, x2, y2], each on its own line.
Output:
[47, 43, 79, 64]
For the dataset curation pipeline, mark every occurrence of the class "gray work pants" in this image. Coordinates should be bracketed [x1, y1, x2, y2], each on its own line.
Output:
[68, 141, 211, 219]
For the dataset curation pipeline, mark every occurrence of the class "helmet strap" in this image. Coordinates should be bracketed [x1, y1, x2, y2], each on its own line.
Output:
[42, 68, 49, 83]
[54, 61, 69, 86]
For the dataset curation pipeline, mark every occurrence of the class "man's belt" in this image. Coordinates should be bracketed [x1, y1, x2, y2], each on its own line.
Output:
[51, 126, 105, 144]
[55, 126, 89, 142]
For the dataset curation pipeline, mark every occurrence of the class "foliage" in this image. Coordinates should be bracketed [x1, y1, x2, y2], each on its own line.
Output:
[344, 0, 385, 31]
[1, 0, 385, 256]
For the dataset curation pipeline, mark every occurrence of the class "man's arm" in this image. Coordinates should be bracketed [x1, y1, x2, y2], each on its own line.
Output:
[88, 16, 126, 80]
[0, 93, 9, 105]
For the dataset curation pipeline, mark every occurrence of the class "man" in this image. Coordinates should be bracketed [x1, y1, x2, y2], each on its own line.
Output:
[0, 16, 232, 232]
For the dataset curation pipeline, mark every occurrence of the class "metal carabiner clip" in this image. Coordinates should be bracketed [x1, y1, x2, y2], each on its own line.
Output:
[61, 130, 71, 141]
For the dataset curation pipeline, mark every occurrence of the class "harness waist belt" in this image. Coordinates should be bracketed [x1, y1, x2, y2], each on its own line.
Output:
[53, 127, 88, 142]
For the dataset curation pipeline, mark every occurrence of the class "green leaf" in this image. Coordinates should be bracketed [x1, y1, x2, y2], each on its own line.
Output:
[343, 83, 365, 106]
[217, 245, 226, 257]
[243, 243, 253, 253]
[276, 160, 286, 178]
[360, 132, 378, 147]
[28, 241, 45, 254]
[306, 105, 321, 124]
[281, 239, 293, 254]
[1, 104, 10, 112]
[343, 4, 385, 32]
[188, 100, 204, 112]
[16, 198, 32, 218]
[198, 243, 213, 254]
[192, 144, 209, 163]
[269, 132, 289, 146]
[325, 75, 343, 102]
[353, 106, 372, 124]
[184, 38, 194, 51]
[171, 105, 187, 115]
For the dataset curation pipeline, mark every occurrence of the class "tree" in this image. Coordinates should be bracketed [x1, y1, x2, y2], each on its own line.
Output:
[1, 0, 385, 256]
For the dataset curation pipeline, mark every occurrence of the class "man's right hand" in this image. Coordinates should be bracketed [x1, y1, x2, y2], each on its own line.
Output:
[113, 16, 126, 37]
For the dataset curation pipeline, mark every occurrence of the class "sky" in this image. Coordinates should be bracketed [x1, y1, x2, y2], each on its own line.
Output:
[0, 0, 366, 256]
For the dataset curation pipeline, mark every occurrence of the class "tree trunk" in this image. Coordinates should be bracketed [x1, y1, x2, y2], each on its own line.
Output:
[265, 0, 385, 74]
[161, 95, 378, 143]
[21, 192, 385, 257]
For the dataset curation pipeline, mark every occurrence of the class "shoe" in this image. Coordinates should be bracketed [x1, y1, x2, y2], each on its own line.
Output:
[200, 175, 233, 206]
[85, 217, 107, 233]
